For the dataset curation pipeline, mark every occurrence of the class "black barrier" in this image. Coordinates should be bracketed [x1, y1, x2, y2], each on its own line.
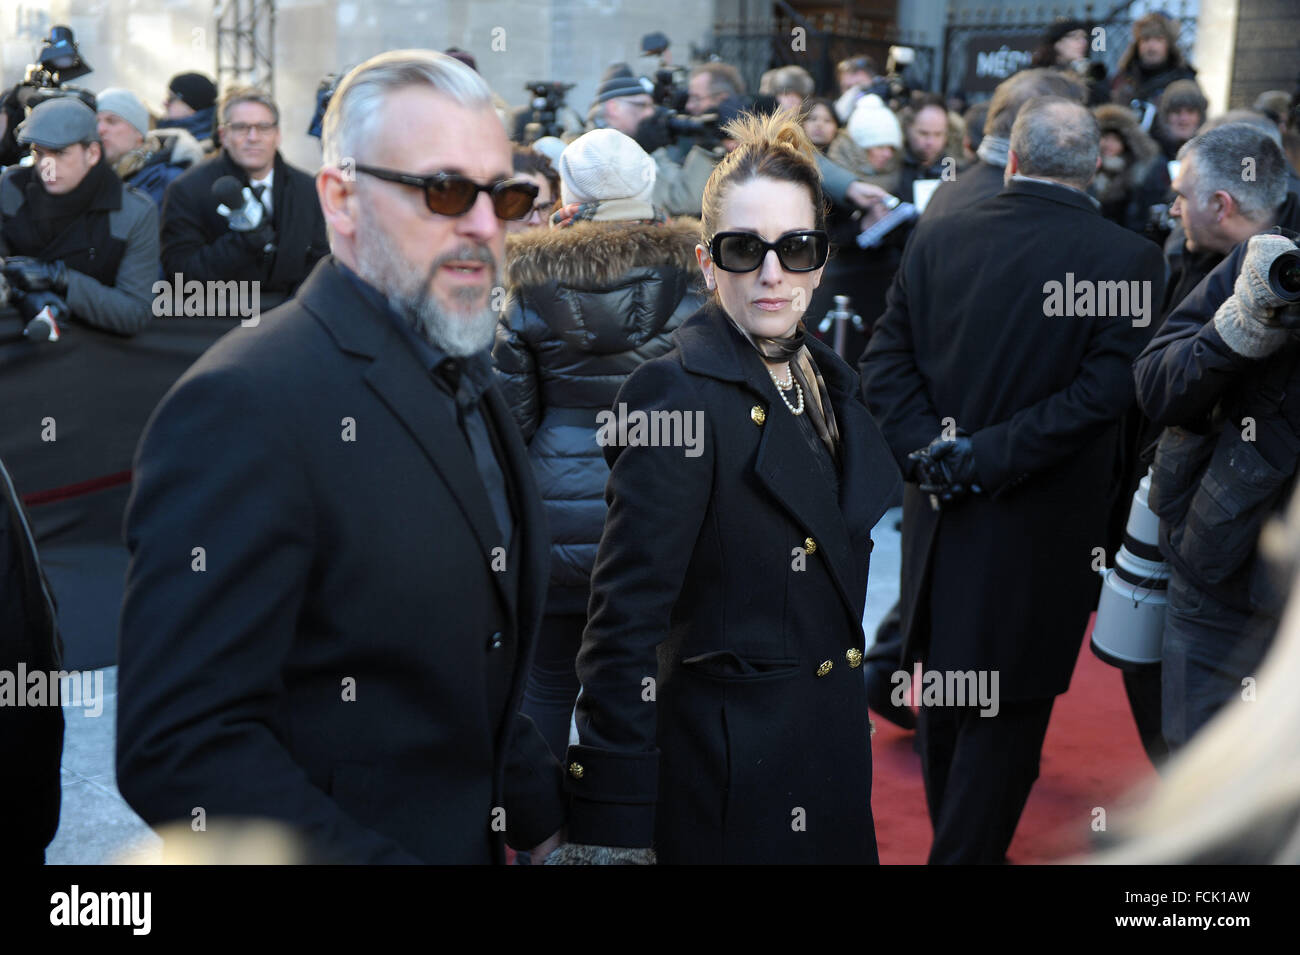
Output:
[0, 306, 239, 668]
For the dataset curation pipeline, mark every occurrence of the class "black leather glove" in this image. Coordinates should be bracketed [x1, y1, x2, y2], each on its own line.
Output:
[632, 108, 674, 156]
[236, 219, 277, 256]
[3, 256, 69, 295]
[907, 433, 982, 509]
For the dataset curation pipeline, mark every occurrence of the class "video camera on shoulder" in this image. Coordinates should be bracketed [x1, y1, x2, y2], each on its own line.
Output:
[515, 81, 578, 145]
[14, 25, 95, 112]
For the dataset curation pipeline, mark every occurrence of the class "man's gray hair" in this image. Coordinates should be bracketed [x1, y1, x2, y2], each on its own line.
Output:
[1010, 96, 1099, 186]
[1200, 109, 1284, 148]
[986, 68, 1087, 139]
[321, 49, 496, 168]
[1182, 123, 1287, 220]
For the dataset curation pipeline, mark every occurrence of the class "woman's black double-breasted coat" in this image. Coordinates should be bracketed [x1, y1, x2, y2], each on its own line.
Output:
[565, 302, 902, 863]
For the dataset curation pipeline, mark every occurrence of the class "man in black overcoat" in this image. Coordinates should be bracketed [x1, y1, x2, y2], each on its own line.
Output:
[116, 51, 565, 864]
[861, 96, 1166, 864]
[160, 86, 328, 311]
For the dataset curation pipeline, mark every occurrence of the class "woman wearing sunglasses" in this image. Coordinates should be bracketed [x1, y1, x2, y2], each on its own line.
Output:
[553, 110, 901, 864]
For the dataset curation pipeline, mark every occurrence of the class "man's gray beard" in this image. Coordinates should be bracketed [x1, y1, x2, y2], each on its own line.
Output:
[354, 212, 501, 357]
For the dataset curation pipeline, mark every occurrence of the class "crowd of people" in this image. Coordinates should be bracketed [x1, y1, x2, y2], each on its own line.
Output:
[3, 10, 1300, 866]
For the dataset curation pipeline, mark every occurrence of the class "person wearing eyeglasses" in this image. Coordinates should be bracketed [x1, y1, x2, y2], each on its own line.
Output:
[116, 50, 566, 864]
[159, 86, 328, 311]
[550, 111, 901, 864]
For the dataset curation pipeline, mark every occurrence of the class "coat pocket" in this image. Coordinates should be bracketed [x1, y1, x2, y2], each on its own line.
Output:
[1148, 425, 1217, 524]
[681, 650, 800, 683]
[1178, 436, 1290, 585]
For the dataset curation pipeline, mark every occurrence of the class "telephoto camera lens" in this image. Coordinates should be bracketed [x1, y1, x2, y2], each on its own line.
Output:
[1269, 247, 1300, 303]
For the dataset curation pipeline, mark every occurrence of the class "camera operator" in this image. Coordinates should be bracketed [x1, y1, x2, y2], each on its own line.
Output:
[1134, 147, 1300, 752]
[624, 60, 896, 220]
[161, 86, 328, 311]
[0, 97, 159, 336]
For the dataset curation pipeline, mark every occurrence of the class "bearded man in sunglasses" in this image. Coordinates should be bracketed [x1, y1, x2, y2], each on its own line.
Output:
[117, 50, 566, 864]
[160, 86, 329, 311]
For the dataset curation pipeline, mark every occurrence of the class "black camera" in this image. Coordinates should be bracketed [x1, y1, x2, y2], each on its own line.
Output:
[651, 67, 688, 111]
[15, 25, 95, 112]
[514, 81, 576, 145]
[1270, 247, 1300, 303]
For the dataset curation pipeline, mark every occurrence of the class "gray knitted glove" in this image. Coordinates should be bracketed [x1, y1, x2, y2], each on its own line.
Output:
[1214, 234, 1297, 358]
[543, 843, 657, 865]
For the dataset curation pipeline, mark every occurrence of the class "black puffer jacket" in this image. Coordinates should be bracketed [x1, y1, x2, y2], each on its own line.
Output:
[493, 218, 704, 615]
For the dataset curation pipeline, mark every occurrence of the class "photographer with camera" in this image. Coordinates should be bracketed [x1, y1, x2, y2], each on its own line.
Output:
[0, 97, 159, 337]
[161, 86, 328, 311]
[1163, 125, 1299, 319]
[1030, 18, 1109, 107]
[1135, 158, 1300, 752]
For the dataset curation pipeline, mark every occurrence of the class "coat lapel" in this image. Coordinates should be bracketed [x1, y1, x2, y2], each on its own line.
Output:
[676, 305, 898, 629]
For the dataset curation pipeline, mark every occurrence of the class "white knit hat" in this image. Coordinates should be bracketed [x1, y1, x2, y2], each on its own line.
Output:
[558, 128, 656, 206]
[847, 94, 902, 151]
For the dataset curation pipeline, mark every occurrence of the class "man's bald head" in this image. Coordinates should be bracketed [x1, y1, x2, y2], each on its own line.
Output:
[1008, 96, 1100, 188]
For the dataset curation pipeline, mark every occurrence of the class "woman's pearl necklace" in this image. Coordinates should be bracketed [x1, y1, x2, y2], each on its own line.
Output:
[770, 365, 805, 415]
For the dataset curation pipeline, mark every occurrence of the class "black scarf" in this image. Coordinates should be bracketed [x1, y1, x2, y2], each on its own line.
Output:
[3, 159, 123, 286]
[728, 313, 842, 464]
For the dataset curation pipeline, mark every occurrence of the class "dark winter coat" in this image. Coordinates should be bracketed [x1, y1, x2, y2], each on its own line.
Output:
[1134, 229, 1300, 616]
[1091, 104, 1171, 236]
[0, 454, 63, 863]
[116, 258, 565, 863]
[115, 128, 206, 209]
[0, 162, 159, 336]
[492, 219, 703, 615]
[565, 302, 902, 863]
[861, 178, 1166, 701]
[160, 150, 328, 310]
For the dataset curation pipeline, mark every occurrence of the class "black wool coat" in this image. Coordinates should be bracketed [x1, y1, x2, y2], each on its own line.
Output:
[861, 178, 1167, 701]
[160, 150, 328, 309]
[565, 303, 902, 863]
[117, 258, 564, 863]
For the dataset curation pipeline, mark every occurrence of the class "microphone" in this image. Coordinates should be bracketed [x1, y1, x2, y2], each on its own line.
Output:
[212, 175, 268, 233]
[18, 290, 68, 343]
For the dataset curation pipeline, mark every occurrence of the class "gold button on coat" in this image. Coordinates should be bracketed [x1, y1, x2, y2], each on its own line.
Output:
[568, 762, 584, 779]
[846, 648, 863, 668]
[751, 405, 766, 425]
[804, 537, 816, 554]
[816, 660, 833, 677]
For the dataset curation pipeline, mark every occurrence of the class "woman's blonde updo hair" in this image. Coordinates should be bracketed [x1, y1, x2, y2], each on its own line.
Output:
[699, 108, 828, 245]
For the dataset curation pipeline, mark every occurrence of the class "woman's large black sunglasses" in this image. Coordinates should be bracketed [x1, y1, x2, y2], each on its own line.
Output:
[708, 230, 830, 273]
[353, 164, 540, 220]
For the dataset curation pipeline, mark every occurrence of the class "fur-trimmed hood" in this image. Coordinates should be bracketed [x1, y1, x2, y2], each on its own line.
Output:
[503, 217, 704, 356]
[114, 127, 206, 180]
[506, 217, 701, 288]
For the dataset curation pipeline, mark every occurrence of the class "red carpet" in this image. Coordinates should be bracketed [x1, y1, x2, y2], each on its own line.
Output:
[870, 613, 1159, 864]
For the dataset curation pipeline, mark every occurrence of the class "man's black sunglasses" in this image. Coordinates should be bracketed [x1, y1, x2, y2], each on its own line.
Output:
[353, 164, 540, 220]
[708, 230, 830, 273]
